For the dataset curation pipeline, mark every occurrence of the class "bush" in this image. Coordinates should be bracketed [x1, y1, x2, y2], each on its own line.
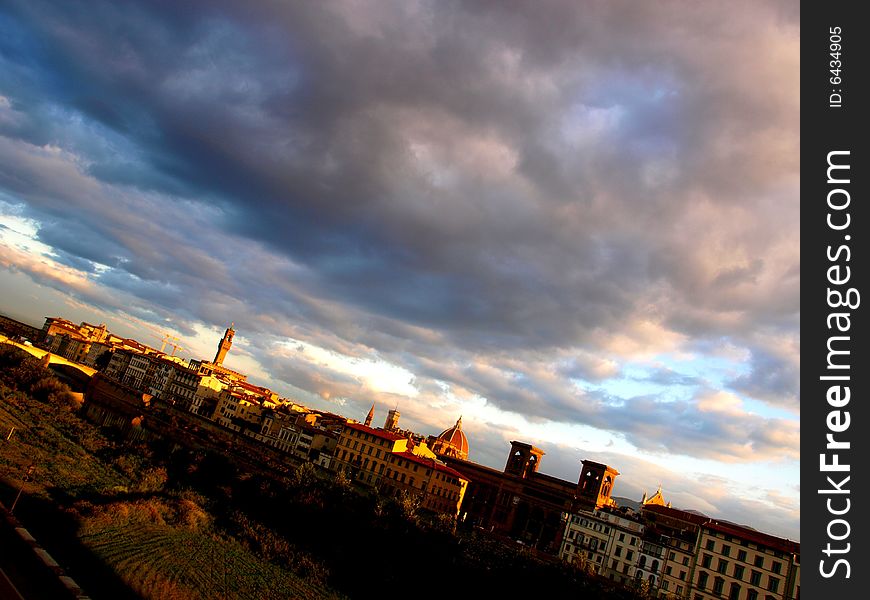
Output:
[30, 376, 76, 406]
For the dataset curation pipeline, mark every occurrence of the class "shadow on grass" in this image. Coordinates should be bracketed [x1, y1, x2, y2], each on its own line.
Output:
[0, 479, 142, 600]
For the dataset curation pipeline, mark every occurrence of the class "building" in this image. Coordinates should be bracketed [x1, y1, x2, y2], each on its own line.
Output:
[641, 504, 709, 599]
[691, 520, 799, 600]
[333, 422, 410, 484]
[38, 317, 120, 363]
[82, 340, 113, 368]
[561, 509, 615, 574]
[430, 416, 469, 461]
[214, 382, 280, 434]
[190, 358, 248, 383]
[0, 313, 42, 342]
[331, 422, 469, 516]
[442, 441, 620, 554]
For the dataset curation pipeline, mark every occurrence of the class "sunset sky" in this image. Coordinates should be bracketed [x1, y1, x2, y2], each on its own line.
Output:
[0, 1, 799, 540]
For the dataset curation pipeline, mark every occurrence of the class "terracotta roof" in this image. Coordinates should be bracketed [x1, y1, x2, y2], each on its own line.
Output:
[344, 422, 406, 442]
[641, 503, 709, 525]
[703, 520, 799, 555]
[435, 416, 469, 456]
[393, 451, 467, 480]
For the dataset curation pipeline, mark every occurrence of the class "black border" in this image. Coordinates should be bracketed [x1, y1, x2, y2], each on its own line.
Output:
[802, 3, 868, 597]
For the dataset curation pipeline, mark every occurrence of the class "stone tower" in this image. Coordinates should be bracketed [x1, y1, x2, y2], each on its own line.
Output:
[384, 408, 400, 431]
[576, 460, 620, 509]
[364, 404, 375, 427]
[504, 441, 545, 479]
[214, 323, 235, 366]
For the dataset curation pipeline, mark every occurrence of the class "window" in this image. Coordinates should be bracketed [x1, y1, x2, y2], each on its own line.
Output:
[670, 552, 676, 560]
[663, 581, 669, 591]
[755, 556, 764, 568]
[747, 591, 758, 600]
[767, 577, 779, 593]
[718, 559, 729, 574]
[683, 557, 690, 566]
[698, 572, 709, 590]
[702, 554, 713, 568]
[611, 559, 618, 569]
[666, 566, 672, 576]
[626, 550, 633, 561]
[771, 561, 782, 574]
[738, 550, 747, 562]
[734, 565, 745, 580]
[728, 583, 741, 600]
[750, 570, 762, 586]
[713, 577, 725, 595]
[631, 537, 637, 546]
[706, 539, 716, 551]
[679, 570, 686, 580]
[619, 533, 625, 542]
[615, 546, 622, 557]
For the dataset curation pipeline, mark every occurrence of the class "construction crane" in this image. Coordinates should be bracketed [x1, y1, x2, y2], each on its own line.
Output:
[160, 334, 185, 357]
[116, 311, 188, 358]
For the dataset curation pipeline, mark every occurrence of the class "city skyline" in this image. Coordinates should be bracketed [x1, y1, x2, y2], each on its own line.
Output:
[0, 0, 799, 541]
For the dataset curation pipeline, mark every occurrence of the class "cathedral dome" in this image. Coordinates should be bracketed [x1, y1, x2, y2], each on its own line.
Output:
[433, 416, 469, 460]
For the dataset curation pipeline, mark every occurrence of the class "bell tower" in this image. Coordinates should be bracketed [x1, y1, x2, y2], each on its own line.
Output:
[576, 460, 620, 509]
[364, 404, 375, 427]
[384, 408, 400, 431]
[504, 441, 545, 479]
[214, 323, 235, 366]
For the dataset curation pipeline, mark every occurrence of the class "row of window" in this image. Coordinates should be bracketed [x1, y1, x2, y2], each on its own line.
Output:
[697, 569, 781, 594]
[570, 516, 612, 534]
[699, 554, 782, 589]
[338, 448, 459, 501]
[705, 538, 785, 573]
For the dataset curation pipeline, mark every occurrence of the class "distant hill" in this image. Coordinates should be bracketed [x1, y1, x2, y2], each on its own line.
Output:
[612, 497, 641, 512]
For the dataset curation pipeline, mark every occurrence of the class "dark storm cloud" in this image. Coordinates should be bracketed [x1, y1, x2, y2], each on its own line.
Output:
[1, 0, 798, 351]
[1, 0, 798, 468]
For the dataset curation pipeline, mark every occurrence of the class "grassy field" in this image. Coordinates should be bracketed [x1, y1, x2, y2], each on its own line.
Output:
[0, 343, 344, 600]
[78, 502, 338, 600]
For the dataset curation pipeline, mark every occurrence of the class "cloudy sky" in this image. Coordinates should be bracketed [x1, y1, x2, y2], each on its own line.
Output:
[0, 1, 799, 540]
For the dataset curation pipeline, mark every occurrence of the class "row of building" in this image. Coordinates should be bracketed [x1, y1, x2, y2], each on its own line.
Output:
[75, 321, 474, 516]
[24, 315, 799, 600]
[559, 495, 800, 600]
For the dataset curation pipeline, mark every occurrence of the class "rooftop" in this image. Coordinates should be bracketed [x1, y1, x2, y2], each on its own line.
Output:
[344, 421, 407, 442]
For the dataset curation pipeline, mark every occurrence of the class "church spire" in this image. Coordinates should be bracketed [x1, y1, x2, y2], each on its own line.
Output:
[364, 403, 375, 427]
